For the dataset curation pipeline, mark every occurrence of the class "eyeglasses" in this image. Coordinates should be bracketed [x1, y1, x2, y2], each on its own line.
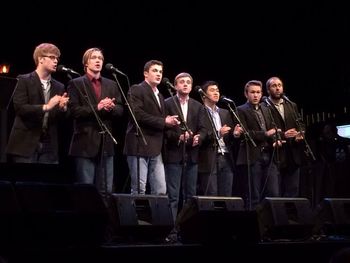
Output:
[42, 55, 60, 62]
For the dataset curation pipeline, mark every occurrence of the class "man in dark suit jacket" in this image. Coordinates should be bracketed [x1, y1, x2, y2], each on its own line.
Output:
[123, 60, 179, 195]
[236, 80, 280, 210]
[67, 48, 123, 195]
[266, 76, 304, 197]
[197, 80, 241, 196]
[7, 43, 68, 164]
[163, 72, 205, 222]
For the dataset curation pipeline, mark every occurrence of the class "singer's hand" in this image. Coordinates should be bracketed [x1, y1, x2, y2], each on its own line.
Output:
[233, 124, 243, 138]
[98, 97, 116, 111]
[265, 128, 282, 138]
[192, 134, 200, 147]
[179, 131, 193, 142]
[265, 128, 276, 137]
[284, 128, 299, 139]
[273, 140, 285, 148]
[165, 115, 180, 127]
[58, 93, 69, 110]
[220, 124, 231, 137]
[295, 131, 304, 141]
[45, 95, 61, 111]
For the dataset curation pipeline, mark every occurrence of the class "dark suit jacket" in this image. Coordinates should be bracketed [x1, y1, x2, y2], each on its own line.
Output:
[67, 75, 123, 158]
[266, 99, 303, 167]
[163, 97, 205, 164]
[235, 102, 276, 165]
[6, 71, 65, 158]
[198, 106, 236, 173]
[123, 81, 166, 157]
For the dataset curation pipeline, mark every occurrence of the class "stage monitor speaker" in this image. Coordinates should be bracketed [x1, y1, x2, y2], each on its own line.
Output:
[0, 181, 20, 249]
[257, 197, 314, 241]
[111, 194, 173, 242]
[14, 182, 109, 248]
[314, 198, 350, 238]
[0, 76, 18, 163]
[176, 196, 259, 244]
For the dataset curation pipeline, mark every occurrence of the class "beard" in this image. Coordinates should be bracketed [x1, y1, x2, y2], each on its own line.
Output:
[270, 93, 282, 100]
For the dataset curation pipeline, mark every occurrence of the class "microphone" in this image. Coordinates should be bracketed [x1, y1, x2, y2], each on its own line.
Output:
[281, 93, 293, 103]
[220, 96, 234, 104]
[261, 96, 272, 106]
[161, 78, 176, 90]
[57, 65, 80, 75]
[105, 63, 126, 76]
[194, 85, 207, 97]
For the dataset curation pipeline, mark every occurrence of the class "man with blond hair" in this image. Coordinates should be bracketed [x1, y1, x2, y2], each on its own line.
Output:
[67, 47, 123, 196]
[7, 43, 68, 164]
[163, 72, 204, 222]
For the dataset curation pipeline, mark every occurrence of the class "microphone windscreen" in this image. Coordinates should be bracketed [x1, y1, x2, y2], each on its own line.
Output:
[57, 65, 65, 72]
[105, 63, 113, 71]
[161, 77, 170, 84]
[219, 96, 226, 102]
[194, 85, 202, 92]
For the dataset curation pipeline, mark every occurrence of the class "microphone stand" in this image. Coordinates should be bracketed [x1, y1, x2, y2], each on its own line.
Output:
[283, 96, 315, 161]
[286, 97, 316, 207]
[261, 100, 281, 200]
[70, 73, 117, 204]
[224, 101, 256, 210]
[264, 98, 281, 167]
[2, 76, 18, 163]
[5, 76, 19, 112]
[110, 72, 147, 195]
[224, 102, 256, 147]
[165, 86, 192, 211]
[296, 116, 316, 161]
[199, 96, 224, 196]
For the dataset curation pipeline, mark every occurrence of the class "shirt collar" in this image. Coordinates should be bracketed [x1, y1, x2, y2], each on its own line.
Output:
[206, 104, 219, 114]
[248, 103, 260, 111]
[177, 95, 189, 104]
[86, 73, 101, 82]
[269, 97, 284, 106]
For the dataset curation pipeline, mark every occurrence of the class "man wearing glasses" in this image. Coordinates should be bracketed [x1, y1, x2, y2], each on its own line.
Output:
[6, 43, 69, 164]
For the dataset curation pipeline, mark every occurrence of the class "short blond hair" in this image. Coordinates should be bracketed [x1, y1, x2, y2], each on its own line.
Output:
[174, 72, 193, 85]
[33, 43, 60, 66]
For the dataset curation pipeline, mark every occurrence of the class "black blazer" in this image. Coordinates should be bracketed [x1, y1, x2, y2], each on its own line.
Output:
[235, 102, 276, 165]
[163, 96, 205, 164]
[198, 106, 236, 173]
[67, 75, 123, 158]
[266, 99, 303, 167]
[6, 71, 65, 158]
[123, 81, 166, 157]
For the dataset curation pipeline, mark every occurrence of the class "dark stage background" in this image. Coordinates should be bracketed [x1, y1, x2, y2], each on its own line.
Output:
[1, 0, 350, 193]
[2, 1, 350, 109]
